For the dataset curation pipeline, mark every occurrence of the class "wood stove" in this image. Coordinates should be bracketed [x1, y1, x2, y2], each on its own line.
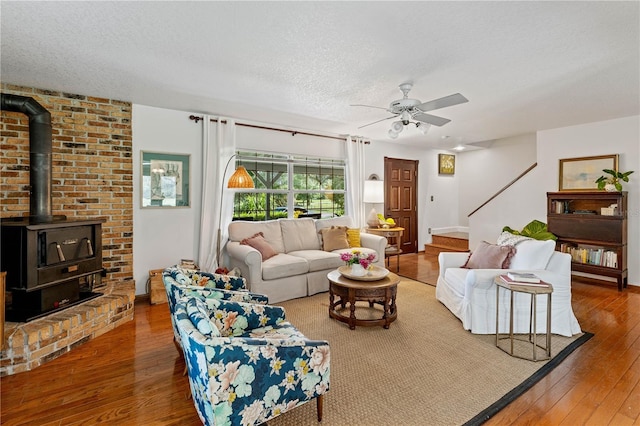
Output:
[1, 93, 104, 322]
[1, 218, 104, 321]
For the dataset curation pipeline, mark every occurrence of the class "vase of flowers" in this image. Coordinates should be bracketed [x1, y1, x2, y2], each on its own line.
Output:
[340, 250, 376, 276]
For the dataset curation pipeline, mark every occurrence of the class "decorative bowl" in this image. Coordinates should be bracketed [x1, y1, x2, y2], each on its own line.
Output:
[338, 265, 389, 281]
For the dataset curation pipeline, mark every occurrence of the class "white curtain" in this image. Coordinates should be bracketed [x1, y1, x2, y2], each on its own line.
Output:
[198, 117, 237, 272]
[345, 136, 367, 228]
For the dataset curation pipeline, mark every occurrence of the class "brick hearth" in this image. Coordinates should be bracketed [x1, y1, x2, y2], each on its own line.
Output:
[1, 282, 135, 376]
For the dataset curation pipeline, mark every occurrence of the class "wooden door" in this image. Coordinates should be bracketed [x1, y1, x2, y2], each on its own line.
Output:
[384, 157, 418, 254]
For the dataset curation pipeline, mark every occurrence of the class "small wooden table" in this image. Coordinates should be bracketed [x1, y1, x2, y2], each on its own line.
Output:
[327, 269, 400, 330]
[366, 227, 404, 272]
[495, 276, 553, 361]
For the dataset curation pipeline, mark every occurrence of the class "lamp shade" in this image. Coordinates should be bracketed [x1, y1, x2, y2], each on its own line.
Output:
[416, 122, 430, 135]
[227, 166, 255, 189]
[363, 180, 384, 203]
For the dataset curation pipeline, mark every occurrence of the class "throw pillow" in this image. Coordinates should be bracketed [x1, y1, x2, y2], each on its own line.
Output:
[185, 297, 221, 338]
[240, 232, 278, 261]
[509, 239, 556, 270]
[346, 228, 361, 247]
[463, 241, 516, 269]
[496, 231, 532, 247]
[319, 226, 350, 251]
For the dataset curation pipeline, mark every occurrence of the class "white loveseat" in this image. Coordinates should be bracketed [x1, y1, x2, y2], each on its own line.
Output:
[436, 238, 582, 337]
[226, 216, 386, 303]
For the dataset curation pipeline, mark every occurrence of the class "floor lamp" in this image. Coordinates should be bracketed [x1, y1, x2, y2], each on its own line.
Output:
[216, 155, 255, 268]
[363, 178, 384, 228]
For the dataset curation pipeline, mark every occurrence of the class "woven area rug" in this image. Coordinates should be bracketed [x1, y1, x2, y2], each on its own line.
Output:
[270, 278, 591, 426]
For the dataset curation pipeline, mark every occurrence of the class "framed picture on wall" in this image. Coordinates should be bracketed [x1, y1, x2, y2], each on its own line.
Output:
[439, 154, 455, 175]
[558, 154, 618, 191]
[141, 151, 190, 207]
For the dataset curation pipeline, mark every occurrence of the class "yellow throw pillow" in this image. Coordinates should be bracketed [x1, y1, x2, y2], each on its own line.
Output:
[346, 228, 361, 247]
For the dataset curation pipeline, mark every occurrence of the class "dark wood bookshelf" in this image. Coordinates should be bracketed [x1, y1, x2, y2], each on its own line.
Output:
[547, 191, 628, 290]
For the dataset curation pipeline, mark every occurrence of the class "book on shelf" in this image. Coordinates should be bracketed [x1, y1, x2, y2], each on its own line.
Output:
[499, 274, 550, 287]
[558, 244, 618, 268]
[506, 272, 540, 283]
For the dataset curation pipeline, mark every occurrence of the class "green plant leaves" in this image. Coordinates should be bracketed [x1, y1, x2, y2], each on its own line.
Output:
[502, 219, 557, 241]
[595, 169, 634, 190]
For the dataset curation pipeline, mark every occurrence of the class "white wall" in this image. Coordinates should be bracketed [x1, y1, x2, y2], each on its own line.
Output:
[466, 115, 639, 286]
[458, 134, 537, 225]
[132, 105, 203, 295]
[236, 125, 344, 158]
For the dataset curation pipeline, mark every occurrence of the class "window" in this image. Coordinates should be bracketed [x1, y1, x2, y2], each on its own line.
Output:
[233, 151, 345, 221]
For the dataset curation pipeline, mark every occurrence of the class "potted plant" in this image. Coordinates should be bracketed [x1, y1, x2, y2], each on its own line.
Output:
[595, 169, 634, 191]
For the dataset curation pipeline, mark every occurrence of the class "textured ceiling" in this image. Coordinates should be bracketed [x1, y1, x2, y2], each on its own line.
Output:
[1, 1, 638, 150]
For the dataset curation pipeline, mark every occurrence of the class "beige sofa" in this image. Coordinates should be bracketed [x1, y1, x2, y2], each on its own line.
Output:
[226, 217, 386, 303]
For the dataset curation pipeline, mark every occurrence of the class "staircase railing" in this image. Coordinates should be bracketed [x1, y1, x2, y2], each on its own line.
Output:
[467, 163, 537, 217]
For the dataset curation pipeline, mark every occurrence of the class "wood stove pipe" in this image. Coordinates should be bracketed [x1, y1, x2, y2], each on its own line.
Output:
[1, 94, 53, 223]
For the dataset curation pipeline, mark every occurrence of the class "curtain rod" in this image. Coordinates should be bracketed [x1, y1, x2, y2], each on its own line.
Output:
[189, 114, 369, 144]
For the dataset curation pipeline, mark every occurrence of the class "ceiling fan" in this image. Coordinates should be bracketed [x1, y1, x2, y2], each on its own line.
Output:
[351, 83, 468, 138]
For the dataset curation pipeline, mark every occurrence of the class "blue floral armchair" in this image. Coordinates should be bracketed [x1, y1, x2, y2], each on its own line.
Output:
[174, 296, 330, 425]
[163, 266, 269, 350]
[164, 266, 249, 291]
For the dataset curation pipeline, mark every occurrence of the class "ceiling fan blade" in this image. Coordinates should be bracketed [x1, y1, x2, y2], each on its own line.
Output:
[350, 104, 388, 110]
[413, 112, 451, 127]
[358, 115, 398, 129]
[416, 93, 468, 113]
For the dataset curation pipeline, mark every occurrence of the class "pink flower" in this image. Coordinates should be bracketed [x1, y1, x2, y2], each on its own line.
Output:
[342, 250, 377, 268]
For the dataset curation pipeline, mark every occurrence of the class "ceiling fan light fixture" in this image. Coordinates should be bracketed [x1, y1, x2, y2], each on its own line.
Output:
[388, 129, 399, 139]
[391, 121, 404, 132]
[351, 83, 468, 137]
[416, 122, 430, 135]
[401, 111, 411, 125]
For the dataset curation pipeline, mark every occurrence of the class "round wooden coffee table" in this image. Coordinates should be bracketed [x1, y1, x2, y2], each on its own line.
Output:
[327, 269, 400, 330]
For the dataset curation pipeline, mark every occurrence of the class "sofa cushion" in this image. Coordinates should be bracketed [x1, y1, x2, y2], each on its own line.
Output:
[261, 253, 309, 280]
[463, 241, 515, 269]
[229, 219, 285, 253]
[246, 321, 308, 340]
[241, 232, 278, 261]
[509, 239, 556, 270]
[280, 218, 320, 252]
[347, 228, 361, 247]
[319, 226, 350, 251]
[288, 250, 343, 272]
[315, 216, 355, 231]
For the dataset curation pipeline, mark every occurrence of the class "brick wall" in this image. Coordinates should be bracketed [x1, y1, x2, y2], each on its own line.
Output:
[0, 84, 133, 287]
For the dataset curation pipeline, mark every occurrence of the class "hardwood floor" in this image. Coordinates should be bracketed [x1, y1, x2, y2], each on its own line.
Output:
[1, 253, 638, 425]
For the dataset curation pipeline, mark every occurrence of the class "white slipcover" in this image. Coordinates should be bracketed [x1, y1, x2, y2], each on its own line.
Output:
[436, 249, 581, 337]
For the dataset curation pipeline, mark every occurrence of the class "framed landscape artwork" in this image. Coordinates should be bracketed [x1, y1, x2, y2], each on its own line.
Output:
[141, 151, 190, 207]
[439, 154, 455, 175]
[558, 154, 618, 191]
